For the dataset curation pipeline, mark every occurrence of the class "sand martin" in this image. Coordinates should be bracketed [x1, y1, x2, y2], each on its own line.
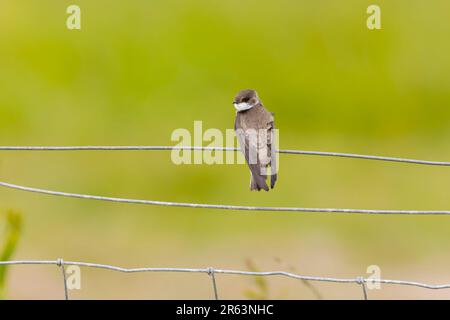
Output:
[234, 89, 277, 191]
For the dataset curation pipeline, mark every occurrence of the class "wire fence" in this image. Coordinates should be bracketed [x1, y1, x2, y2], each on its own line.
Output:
[1, 146, 450, 299]
[1, 259, 450, 300]
[1, 145, 450, 215]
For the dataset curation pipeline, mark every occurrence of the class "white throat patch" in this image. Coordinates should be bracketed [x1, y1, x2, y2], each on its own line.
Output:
[234, 102, 254, 112]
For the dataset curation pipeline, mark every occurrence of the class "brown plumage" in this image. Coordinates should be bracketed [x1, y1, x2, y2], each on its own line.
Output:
[233, 89, 277, 191]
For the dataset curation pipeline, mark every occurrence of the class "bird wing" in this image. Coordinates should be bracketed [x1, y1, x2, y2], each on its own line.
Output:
[235, 117, 269, 191]
[268, 119, 278, 189]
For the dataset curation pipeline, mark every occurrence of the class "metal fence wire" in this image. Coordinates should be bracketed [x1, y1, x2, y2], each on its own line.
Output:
[1, 145, 450, 299]
[1, 259, 450, 300]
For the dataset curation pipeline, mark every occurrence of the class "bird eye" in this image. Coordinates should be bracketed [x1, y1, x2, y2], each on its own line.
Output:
[242, 97, 249, 102]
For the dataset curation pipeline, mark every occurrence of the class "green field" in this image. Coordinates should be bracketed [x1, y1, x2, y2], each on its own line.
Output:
[1, 0, 450, 299]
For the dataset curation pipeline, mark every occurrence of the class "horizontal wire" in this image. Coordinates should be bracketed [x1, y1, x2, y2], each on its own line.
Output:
[0, 180, 449, 215]
[1, 260, 450, 290]
[0, 145, 450, 166]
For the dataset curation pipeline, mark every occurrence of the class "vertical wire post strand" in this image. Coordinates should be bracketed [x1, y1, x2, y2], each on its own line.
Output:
[208, 267, 219, 300]
[57, 258, 69, 300]
[357, 277, 368, 300]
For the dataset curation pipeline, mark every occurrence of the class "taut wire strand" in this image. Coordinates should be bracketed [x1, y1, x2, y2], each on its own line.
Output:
[1, 260, 450, 298]
[208, 267, 219, 300]
[0, 180, 449, 215]
[57, 258, 69, 300]
[357, 277, 368, 300]
[0, 145, 450, 166]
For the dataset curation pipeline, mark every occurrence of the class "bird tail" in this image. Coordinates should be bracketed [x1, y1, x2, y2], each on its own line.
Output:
[250, 174, 269, 191]
[270, 173, 277, 189]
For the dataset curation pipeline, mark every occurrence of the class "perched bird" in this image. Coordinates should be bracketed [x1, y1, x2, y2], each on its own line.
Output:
[234, 89, 277, 191]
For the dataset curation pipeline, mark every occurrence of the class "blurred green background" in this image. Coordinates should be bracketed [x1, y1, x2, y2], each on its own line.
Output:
[1, 0, 450, 299]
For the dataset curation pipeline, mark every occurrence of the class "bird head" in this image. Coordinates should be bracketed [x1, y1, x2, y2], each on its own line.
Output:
[233, 89, 260, 112]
